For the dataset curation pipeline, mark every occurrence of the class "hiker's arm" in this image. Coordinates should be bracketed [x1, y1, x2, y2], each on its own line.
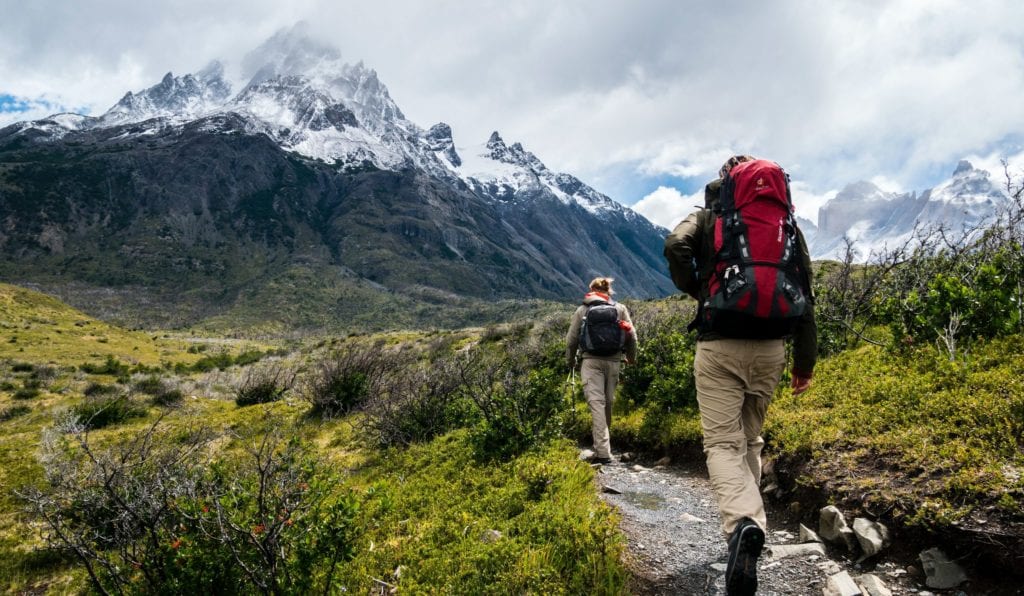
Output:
[791, 227, 817, 391]
[620, 305, 638, 364]
[664, 211, 703, 300]
[565, 307, 583, 369]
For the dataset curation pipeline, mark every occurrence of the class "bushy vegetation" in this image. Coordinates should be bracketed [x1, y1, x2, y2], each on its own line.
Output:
[234, 364, 295, 407]
[70, 394, 149, 430]
[20, 418, 359, 594]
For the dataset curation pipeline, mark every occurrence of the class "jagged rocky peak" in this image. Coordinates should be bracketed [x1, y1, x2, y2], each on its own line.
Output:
[234, 74, 358, 132]
[953, 159, 976, 177]
[102, 63, 231, 124]
[834, 180, 898, 202]
[425, 122, 460, 166]
[484, 132, 544, 170]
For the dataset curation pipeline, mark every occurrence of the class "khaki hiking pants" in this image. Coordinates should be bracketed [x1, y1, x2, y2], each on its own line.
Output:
[581, 357, 620, 459]
[694, 338, 786, 535]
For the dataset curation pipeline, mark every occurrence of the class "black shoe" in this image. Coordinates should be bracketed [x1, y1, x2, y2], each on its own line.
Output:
[592, 456, 613, 465]
[725, 518, 764, 596]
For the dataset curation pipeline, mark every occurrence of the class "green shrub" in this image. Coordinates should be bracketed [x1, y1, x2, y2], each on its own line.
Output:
[10, 362, 34, 373]
[79, 355, 130, 378]
[71, 395, 148, 429]
[13, 386, 40, 400]
[235, 365, 294, 407]
[132, 375, 165, 395]
[0, 404, 30, 421]
[360, 355, 477, 448]
[83, 382, 118, 397]
[21, 421, 359, 594]
[300, 345, 400, 418]
[152, 387, 184, 407]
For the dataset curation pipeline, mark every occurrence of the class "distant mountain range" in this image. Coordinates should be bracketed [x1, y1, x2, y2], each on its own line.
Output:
[0, 25, 673, 331]
[803, 160, 1011, 259]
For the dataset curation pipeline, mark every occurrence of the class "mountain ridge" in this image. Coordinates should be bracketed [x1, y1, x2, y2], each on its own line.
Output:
[0, 26, 673, 331]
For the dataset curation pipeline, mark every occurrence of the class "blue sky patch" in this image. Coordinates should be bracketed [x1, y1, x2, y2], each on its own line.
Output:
[0, 94, 33, 113]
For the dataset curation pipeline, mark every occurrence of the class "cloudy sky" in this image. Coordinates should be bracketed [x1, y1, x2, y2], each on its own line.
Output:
[2, 0, 1023, 228]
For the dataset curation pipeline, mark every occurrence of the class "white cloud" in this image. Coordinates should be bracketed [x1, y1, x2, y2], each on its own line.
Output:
[0, 0, 1022, 199]
[632, 186, 705, 230]
[789, 181, 837, 227]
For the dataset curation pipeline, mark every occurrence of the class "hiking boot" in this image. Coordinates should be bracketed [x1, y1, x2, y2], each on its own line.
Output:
[592, 456, 613, 465]
[725, 518, 764, 596]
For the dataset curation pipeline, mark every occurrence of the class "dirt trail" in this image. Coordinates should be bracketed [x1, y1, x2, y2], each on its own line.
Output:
[595, 458, 931, 596]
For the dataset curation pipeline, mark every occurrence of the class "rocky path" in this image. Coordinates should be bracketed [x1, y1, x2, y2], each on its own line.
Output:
[593, 456, 970, 596]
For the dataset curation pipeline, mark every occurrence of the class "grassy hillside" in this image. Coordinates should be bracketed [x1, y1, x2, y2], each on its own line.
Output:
[0, 288, 624, 594]
[0, 282, 193, 367]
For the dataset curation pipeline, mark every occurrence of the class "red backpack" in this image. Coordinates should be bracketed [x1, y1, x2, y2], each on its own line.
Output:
[695, 159, 811, 338]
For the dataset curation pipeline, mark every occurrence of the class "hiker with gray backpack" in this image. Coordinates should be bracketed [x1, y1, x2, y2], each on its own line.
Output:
[565, 277, 638, 465]
[665, 155, 817, 596]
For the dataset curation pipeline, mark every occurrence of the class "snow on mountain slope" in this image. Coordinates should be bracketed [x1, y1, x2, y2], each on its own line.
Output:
[811, 160, 1010, 260]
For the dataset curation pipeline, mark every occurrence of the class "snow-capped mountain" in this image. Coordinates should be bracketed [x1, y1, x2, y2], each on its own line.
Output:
[16, 24, 629, 224]
[0, 25, 673, 329]
[809, 160, 1010, 259]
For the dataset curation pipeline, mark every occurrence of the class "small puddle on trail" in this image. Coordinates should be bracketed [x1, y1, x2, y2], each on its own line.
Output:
[619, 490, 666, 510]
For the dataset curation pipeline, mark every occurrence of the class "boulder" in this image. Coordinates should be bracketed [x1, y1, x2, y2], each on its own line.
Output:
[854, 573, 892, 596]
[919, 548, 968, 589]
[820, 506, 858, 551]
[852, 518, 891, 559]
[824, 571, 862, 596]
[799, 523, 824, 544]
[765, 542, 826, 560]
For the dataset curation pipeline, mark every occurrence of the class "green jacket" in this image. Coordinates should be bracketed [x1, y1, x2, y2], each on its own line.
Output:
[663, 179, 818, 377]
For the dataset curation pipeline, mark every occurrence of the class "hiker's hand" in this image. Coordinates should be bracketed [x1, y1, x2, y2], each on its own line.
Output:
[791, 375, 811, 395]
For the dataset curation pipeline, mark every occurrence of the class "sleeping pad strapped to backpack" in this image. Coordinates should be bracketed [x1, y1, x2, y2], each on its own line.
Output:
[696, 159, 811, 339]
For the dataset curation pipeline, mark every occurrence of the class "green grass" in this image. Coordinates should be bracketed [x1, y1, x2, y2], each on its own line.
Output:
[336, 432, 627, 594]
[766, 336, 1024, 524]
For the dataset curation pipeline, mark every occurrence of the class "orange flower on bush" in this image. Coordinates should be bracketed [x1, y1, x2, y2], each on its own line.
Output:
[170, 538, 183, 550]
[252, 524, 266, 535]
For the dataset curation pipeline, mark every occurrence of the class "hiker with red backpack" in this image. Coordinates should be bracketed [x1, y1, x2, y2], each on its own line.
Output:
[565, 277, 638, 465]
[664, 155, 817, 596]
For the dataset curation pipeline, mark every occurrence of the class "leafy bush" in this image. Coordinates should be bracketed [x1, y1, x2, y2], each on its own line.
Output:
[460, 341, 567, 460]
[360, 355, 477, 448]
[299, 344, 400, 418]
[0, 404, 30, 421]
[11, 362, 34, 373]
[13, 386, 40, 400]
[619, 300, 697, 410]
[20, 420, 360, 594]
[83, 382, 118, 397]
[234, 364, 295, 407]
[71, 394, 148, 429]
[151, 387, 184, 407]
[132, 375, 166, 395]
[79, 355, 130, 379]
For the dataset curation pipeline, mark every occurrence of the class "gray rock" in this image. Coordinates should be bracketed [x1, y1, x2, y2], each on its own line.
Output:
[765, 542, 826, 560]
[601, 484, 622, 495]
[824, 571, 862, 596]
[820, 506, 858, 551]
[579, 448, 595, 460]
[481, 529, 502, 543]
[799, 523, 824, 544]
[854, 574, 892, 596]
[852, 518, 891, 558]
[710, 562, 727, 573]
[653, 456, 672, 467]
[680, 512, 705, 523]
[919, 547, 968, 589]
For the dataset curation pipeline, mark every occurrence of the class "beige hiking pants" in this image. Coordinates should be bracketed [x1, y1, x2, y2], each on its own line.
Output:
[694, 338, 786, 535]
[581, 357, 620, 459]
